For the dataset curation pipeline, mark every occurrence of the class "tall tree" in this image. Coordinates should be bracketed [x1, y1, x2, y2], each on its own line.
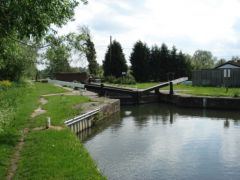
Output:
[149, 45, 161, 81]
[103, 40, 127, 78]
[191, 50, 215, 70]
[158, 43, 170, 81]
[176, 51, 192, 78]
[80, 26, 99, 76]
[130, 41, 150, 82]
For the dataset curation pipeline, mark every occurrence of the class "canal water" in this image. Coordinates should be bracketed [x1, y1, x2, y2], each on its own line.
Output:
[79, 104, 240, 180]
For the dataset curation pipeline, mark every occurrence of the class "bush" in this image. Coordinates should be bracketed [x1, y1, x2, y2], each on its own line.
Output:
[104, 74, 136, 84]
[0, 80, 13, 90]
[233, 91, 239, 97]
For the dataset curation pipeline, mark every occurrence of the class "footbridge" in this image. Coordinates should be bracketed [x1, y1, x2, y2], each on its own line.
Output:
[85, 77, 188, 105]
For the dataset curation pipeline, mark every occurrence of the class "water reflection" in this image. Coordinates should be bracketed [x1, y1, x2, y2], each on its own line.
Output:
[79, 103, 240, 180]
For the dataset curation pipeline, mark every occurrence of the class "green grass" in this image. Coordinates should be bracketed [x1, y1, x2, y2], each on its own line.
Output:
[0, 82, 105, 179]
[0, 82, 67, 178]
[163, 84, 240, 97]
[32, 95, 91, 128]
[14, 129, 104, 180]
[107, 82, 159, 89]
[108, 82, 240, 97]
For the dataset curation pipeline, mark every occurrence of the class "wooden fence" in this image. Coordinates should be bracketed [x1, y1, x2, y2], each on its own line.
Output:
[192, 69, 240, 87]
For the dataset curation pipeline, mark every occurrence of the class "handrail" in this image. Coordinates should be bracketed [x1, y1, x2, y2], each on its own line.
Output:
[64, 108, 100, 126]
[48, 79, 85, 89]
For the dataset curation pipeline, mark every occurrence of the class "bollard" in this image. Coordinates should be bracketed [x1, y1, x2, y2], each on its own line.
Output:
[46, 117, 51, 129]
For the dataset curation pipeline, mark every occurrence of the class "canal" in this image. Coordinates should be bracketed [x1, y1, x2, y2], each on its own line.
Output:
[79, 103, 240, 180]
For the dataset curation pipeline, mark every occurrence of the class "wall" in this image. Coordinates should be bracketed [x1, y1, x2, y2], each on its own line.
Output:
[55, 72, 89, 83]
[192, 69, 240, 87]
[159, 93, 240, 110]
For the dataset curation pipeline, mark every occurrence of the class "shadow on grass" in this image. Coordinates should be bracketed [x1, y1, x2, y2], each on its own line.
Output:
[0, 132, 19, 147]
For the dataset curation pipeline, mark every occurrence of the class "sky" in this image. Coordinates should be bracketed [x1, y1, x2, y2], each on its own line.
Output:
[58, 0, 240, 66]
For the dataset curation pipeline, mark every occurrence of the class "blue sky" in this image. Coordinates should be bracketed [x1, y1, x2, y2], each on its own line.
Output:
[59, 0, 240, 66]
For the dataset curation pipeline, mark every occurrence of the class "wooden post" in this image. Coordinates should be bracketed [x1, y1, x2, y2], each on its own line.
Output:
[154, 88, 160, 95]
[169, 82, 174, 95]
[46, 117, 51, 129]
[134, 92, 140, 104]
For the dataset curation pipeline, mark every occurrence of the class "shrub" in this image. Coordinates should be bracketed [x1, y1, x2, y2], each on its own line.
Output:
[0, 107, 13, 132]
[233, 91, 239, 97]
[0, 80, 12, 90]
[104, 74, 136, 85]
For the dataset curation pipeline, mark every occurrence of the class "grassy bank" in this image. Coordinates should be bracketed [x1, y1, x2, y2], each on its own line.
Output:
[107, 82, 240, 97]
[106, 82, 159, 89]
[165, 84, 240, 97]
[0, 82, 105, 179]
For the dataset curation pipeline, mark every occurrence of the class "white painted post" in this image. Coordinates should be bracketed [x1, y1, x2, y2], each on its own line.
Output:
[46, 117, 51, 129]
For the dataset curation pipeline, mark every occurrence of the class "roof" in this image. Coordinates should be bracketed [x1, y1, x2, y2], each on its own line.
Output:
[214, 60, 240, 69]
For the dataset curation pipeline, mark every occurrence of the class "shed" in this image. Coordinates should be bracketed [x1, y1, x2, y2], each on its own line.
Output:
[192, 61, 240, 87]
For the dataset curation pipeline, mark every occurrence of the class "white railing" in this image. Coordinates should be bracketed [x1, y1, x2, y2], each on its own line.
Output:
[64, 108, 100, 126]
[48, 79, 85, 89]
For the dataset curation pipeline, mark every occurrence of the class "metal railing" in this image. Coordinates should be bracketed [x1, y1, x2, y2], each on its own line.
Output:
[64, 108, 100, 126]
[48, 79, 85, 89]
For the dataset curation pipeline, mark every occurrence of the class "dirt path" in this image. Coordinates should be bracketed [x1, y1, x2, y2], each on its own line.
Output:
[6, 128, 29, 180]
[6, 97, 49, 180]
[31, 98, 48, 118]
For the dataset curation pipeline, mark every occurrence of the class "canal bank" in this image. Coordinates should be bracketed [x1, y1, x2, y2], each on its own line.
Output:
[159, 92, 240, 110]
[65, 97, 120, 134]
[81, 103, 240, 180]
[9, 84, 111, 180]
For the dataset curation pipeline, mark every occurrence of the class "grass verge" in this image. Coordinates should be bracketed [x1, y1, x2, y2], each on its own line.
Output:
[14, 129, 104, 180]
[163, 84, 240, 97]
[0, 82, 67, 178]
[0, 82, 105, 179]
[106, 82, 159, 89]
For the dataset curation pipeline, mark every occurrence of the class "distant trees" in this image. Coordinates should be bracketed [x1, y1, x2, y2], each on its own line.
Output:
[130, 41, 150, 82]
[103, 40, 127, 78]
[191, 50, 215, 70]
[129, 42, 192, 82]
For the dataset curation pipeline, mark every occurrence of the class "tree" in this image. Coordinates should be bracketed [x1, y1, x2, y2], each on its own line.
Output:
[230, 56, 240, 62]
[158, 43, 170, 81]
[0, 38, 37, 81]
[191, 50, 215, 70]
[0, 0, 87, 39]
[215, 58, 226, 67]
[149, 45, 161, 81]
[130, 41, 150, 82]
[0, 0, 88, 81]
[43, 33, 88, 78]
[103, 40, 127, 78]
[45, 39, 71, 78]
[80, 26, 99, 76]
[176, 51, 192, 78]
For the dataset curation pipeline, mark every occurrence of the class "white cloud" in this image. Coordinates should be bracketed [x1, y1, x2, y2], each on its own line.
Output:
[58, 0, 240, 65]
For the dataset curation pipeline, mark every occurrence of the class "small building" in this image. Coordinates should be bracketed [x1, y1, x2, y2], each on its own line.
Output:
[192, 61, 240, 87]
[215, 60, 240, 69]
[55, 72, 89, 84]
